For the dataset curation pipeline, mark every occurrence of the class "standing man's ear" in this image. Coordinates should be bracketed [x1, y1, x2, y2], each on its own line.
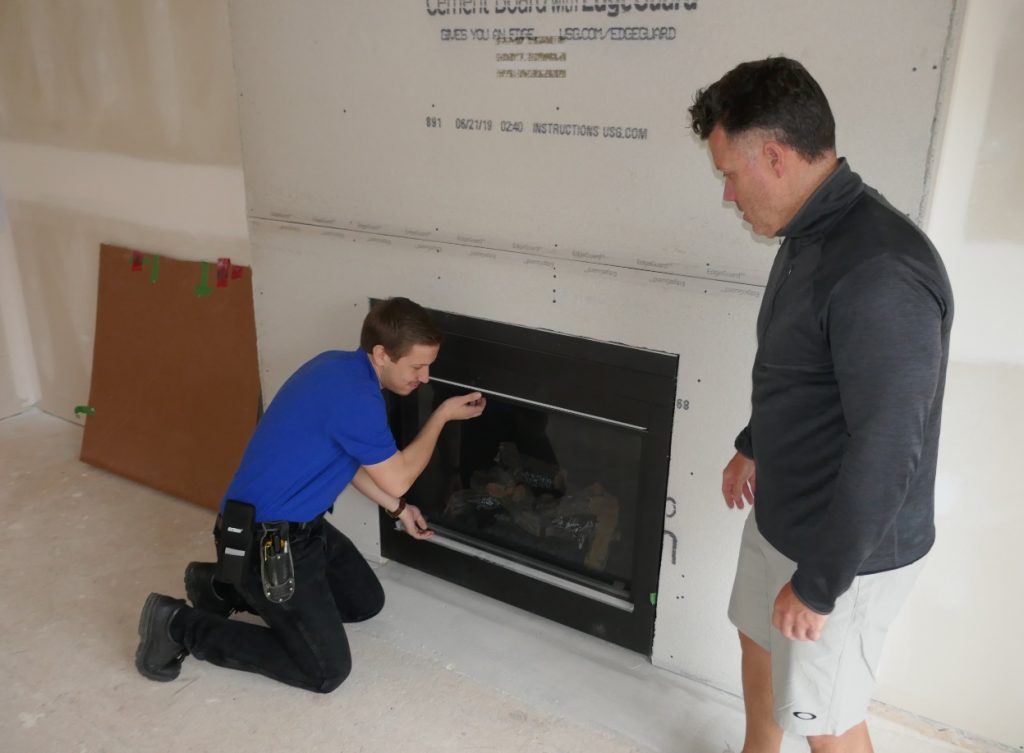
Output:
[370, 344, 390, 365]
[763, 141, 786, 177]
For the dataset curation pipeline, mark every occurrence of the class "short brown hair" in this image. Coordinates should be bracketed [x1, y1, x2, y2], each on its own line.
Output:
[689, 56, 835, 162]
[360, 297, 442, 359]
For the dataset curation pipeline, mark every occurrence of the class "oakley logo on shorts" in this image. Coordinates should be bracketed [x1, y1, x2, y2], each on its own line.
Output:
[793, 712, 818, 720]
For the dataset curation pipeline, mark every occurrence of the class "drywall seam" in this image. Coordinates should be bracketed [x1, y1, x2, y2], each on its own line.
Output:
[918, 0, 967, 224]
[0, 185, 41, 407]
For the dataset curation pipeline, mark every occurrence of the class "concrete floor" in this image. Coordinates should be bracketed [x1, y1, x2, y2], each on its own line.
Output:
[0, 410, 1005, 753]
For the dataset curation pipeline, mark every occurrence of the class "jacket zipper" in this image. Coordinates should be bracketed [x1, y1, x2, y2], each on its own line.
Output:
[760, 244, 796, 344]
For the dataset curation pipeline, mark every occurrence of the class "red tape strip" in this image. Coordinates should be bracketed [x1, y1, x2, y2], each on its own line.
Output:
[216, 258, 231, 288]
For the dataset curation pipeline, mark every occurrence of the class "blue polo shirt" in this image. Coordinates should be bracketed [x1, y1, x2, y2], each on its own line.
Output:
[224, 349, 398, 523]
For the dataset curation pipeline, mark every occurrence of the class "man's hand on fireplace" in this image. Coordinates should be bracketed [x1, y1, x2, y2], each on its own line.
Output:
[439, 392, 487, 422]
[722, 452, 756, 510]
[368, 393, 487, 500]
[400, 503, 434, 540]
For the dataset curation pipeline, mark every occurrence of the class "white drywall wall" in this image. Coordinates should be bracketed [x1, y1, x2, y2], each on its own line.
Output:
[223, 1, 1024, 747]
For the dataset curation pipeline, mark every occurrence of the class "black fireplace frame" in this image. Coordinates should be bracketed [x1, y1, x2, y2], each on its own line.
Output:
[379, 306, 677, 654]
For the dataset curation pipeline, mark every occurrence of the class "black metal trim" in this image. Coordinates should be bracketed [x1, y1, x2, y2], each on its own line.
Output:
[379, 304, 677, 655]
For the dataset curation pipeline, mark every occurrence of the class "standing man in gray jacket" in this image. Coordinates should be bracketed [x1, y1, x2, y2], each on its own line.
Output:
[689, 57, 953, 753]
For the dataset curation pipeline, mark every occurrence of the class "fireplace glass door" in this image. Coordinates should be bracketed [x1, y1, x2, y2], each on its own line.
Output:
[400, 378, 644, 602]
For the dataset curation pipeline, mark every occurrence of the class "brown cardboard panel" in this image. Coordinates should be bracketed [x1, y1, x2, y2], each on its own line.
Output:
[80, 244, 259, 510]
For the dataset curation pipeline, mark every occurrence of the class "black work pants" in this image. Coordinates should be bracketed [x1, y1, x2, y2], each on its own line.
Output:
[178, 517, 384, 692]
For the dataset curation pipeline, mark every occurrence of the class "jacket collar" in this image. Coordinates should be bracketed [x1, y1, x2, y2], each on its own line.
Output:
[777, 158, 864, 239]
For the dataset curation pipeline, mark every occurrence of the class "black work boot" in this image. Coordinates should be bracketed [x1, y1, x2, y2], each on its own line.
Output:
[184, 562, 234, 618]
[135, 593, 187, 681]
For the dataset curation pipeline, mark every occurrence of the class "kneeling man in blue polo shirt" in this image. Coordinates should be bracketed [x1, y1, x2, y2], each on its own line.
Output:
[135, 297, 486, 691]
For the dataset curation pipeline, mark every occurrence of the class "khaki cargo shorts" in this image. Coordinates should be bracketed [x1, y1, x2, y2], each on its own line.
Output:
[728, 512, 925, 737]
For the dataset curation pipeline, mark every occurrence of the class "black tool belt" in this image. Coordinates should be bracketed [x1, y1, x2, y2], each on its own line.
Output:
[258, 520, 295, 603]
[214, 503, 333, 604]
[288, 515, 323, 535]
[258, 511, 331, 602]
[214, 500, 257, 587]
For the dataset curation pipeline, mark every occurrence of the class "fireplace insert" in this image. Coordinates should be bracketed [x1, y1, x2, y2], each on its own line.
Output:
[380, 308, 676, 654]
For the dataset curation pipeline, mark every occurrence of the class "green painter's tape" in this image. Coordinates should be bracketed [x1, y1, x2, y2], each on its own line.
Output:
[74, 405, 95, 416]
[150, 254, 160, 284]
[649, 592, 657, 606]
[194, 261, 212, 297]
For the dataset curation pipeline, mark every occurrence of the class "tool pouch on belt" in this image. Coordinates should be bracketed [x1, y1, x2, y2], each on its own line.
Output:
[259, 521, 295, 604]
[215, 500, 256, 586]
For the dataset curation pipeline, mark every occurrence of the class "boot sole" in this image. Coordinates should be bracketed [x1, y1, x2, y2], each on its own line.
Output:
[135, 593, 181, 682]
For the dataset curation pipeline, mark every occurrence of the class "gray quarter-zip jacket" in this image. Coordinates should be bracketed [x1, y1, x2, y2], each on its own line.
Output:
[735, 159, 953, 614]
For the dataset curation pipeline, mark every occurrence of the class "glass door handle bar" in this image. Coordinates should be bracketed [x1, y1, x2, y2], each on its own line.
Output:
[428, 376, 648, 433]
[414, 525, 636, 613]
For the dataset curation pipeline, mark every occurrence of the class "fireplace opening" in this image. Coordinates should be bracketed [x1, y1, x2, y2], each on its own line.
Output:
[413, 379, 642, 597]
[380, 307, 676, 653]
